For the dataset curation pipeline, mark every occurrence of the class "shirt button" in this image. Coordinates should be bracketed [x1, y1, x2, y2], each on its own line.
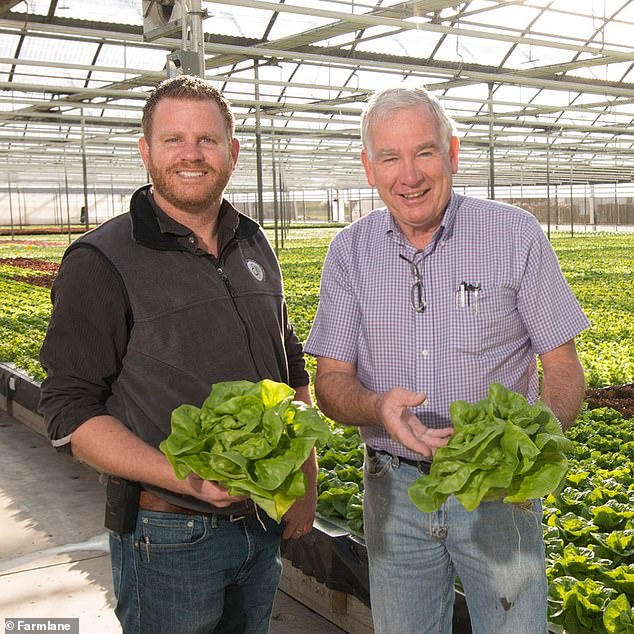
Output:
[421, 349, 429, 358]
[187, 236, 196, 245]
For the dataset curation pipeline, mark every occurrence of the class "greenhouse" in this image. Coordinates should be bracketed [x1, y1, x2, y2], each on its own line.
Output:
[1, 1, 633, 633]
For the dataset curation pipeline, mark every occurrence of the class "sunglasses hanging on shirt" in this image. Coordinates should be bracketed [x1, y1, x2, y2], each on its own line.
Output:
[399, 251, 427, 313]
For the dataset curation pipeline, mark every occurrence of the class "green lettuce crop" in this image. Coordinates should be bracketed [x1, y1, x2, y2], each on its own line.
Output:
[159, 379, 330, 522]
[408, 383, 574, 513]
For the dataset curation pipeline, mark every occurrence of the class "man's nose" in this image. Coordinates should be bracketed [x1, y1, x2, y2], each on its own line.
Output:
[180, 140, 205, 160]
[399, 157, 422, 186]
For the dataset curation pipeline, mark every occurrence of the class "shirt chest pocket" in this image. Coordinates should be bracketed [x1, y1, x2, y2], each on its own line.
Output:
[449, 286, 520, 356]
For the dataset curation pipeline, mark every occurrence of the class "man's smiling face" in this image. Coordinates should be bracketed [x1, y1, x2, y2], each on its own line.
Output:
[361, 104, 459, 241]
[138, 97, 239, 216]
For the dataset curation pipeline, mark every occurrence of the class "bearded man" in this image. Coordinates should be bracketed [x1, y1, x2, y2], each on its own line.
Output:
[39, 75, 316, 634]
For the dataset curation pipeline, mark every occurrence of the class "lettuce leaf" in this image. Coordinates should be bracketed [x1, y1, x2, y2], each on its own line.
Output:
[548, 576, 616, 633]
[603, 594, 634, 634]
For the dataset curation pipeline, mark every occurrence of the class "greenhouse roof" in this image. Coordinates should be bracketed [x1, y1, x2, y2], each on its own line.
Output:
[1, 0, 634, 194]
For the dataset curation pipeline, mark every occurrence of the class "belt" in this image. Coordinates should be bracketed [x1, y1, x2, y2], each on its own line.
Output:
[138, 490, 252, 522]
[366, 446, 432, 475]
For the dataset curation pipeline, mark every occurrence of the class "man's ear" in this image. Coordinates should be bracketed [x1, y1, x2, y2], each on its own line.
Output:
[449, 136, 460, 174]
[230, 137, 240, 169]
[138, 136, 150, 169]
[361, 148, 376, 187]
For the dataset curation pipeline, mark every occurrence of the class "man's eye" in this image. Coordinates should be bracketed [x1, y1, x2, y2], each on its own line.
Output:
[200, 137, 216, 145]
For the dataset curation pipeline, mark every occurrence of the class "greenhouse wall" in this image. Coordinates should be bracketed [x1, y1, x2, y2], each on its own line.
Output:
[1, 184, 634, 231]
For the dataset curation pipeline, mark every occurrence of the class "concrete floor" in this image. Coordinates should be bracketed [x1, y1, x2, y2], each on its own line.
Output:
[0, 410, 347, 633]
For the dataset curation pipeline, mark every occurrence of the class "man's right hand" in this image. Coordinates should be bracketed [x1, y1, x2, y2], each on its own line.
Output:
[70, 415, 250, 506]
[184, 473, 249, 508]
[374, 388, 453, 458]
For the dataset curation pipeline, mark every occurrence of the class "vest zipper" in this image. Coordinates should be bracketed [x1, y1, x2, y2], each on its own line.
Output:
[214, 265, 261, 374]
[216, 267, 233, 294]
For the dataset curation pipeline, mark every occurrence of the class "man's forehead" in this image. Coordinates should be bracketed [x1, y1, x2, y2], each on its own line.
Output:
[154, 96, 220, 113]
[375, 140, 441, 154]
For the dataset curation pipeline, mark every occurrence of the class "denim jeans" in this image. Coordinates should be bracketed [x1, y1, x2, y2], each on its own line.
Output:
[109, 509, 283, 634]
[363, 450, 548, 634]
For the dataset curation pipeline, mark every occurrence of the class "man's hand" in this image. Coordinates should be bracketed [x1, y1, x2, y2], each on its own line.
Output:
[314, 357, 453, 457]
[375, 388, 453, 457]
[70, 416, 249, 506]
[281, 491, 316, 540]
[184, 473, 249, 508]
[281, 449, 318, 540]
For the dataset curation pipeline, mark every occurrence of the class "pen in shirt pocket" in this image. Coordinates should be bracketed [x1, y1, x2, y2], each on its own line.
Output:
[456, 282, 481, 315]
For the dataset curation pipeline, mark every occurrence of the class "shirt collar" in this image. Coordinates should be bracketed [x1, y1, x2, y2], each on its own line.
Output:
[129, 185, 257, 253]
[439, 191, 459, 242]
[148, 191, 191, 238]
[383, 190, 459, 248]
[147, 188, 242, 254]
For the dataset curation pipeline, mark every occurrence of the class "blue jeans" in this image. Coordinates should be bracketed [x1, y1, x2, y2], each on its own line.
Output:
[109, 509, 283, 634]
[364, 450, 548, 634]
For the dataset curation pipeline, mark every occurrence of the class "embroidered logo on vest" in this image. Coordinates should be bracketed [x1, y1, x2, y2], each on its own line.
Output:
[246, 259, 265, 282]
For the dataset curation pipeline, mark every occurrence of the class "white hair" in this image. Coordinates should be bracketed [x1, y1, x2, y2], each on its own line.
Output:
[361, 86, 457, 157]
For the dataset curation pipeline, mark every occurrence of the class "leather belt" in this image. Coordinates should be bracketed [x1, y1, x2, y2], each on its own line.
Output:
[138, 490, 252, 522]
[366, 446, 432, 475]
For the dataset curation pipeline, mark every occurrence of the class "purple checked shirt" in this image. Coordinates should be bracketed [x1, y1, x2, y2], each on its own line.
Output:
[305, 192, 590, 461]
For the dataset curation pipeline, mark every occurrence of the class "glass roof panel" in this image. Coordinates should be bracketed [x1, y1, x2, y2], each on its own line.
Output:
[0, 64, 11, 84]
[358, 28, 442, 59]
[95, 43, 167, 74]
[531, 8, 601, 42]
[286, 0, 370, 12]
[10, 63, 74, 88]
[431, 33, 508, 67]
[8, 1, 48, 16]
[502, 43, 583, 69]
[64, 0, 143, 24]
[280, 62, 340, 91]
[0, 33, 20, 57]
[265, 10, 342, 40]
[571, 60, 634, 82]
[463, 3, 541, 29]
[204, 2, 330, 40]
[18, 35, 98, 73]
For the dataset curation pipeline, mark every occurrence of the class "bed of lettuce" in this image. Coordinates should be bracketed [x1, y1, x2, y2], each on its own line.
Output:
[160, 378, 330, 523]
[544, 406, 634, 634]
[316, 425, 365, 533]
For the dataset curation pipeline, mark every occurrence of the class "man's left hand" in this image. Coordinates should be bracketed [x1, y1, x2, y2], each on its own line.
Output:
[282, 492, 316, 540]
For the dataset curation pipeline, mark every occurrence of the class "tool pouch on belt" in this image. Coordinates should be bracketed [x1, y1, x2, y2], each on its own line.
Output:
[104, 475, 140, 534]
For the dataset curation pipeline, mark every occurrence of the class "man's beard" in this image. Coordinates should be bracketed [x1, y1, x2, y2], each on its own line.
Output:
[148, 159, 233, 214]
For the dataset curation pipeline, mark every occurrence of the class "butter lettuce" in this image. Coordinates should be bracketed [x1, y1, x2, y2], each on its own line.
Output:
[160, 379, 330, 522]
[408, 383, 574, 513]
[603, 594, 634, 634]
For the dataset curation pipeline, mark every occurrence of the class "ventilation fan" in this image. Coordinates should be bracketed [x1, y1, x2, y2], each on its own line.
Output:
[142, 0, 182, 41]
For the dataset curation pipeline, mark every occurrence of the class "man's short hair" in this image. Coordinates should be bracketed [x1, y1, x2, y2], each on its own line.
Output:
[142, 75, 235, 140]
[361, 86, 457, 157]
